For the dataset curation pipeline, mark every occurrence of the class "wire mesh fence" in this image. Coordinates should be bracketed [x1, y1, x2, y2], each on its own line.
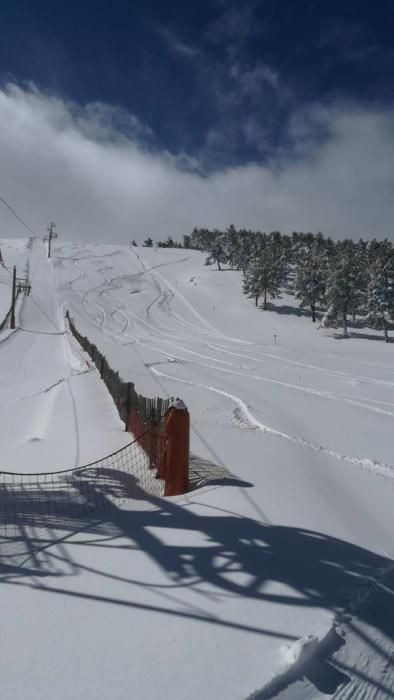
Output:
[0, 314, 190, 537]
[66, 311, 174, 481]
[0, 423, 165, 537]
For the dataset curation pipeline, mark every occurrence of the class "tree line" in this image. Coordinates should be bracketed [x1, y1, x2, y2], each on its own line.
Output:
[150, 227, 394, 342]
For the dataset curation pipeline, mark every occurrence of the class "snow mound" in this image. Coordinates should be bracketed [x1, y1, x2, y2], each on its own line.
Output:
[246, 628, 334, 699]
[280, 634, 319, 668]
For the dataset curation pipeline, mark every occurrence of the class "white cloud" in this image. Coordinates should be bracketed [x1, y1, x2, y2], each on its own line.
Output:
[230, 62, 280, 95]
[0, 83, 394, 243]
[154, 25, 200, 58]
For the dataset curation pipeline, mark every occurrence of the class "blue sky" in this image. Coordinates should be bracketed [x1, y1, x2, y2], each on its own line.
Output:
[2, 0, 393, 168]
[0, 1, 393, 241]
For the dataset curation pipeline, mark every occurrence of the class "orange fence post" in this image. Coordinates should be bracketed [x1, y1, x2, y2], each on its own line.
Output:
[164, 399, 190, 496]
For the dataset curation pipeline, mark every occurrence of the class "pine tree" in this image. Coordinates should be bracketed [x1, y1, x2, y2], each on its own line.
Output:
[189, 227, 212, 251]
[243, 257, 263, 307]
[220, 225, 237, 268]
[322, 240, 366, 337]
[350, 239, 368, 321]
[232, 229, 254, 274]
[206, 231, 228, 270]
[294, 233, 328, 322]
[365, 240, 394, 342]
[243, 233, 285, 309]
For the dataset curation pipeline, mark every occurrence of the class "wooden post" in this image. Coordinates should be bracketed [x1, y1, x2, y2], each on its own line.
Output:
[47, 222, 57, 258]
[164, 399, 189, 496]
[125, 382, 133, 431]
[10, 265, 16, 329]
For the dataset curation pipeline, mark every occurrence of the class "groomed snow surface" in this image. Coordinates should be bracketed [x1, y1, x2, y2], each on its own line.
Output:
[1, 238, 393, 699]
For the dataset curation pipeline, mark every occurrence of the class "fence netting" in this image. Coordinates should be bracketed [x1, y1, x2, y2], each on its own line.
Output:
[0, 422, 166, 537]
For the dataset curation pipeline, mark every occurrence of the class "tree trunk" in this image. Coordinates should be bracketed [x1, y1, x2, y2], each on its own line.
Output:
[217, 259, 221, 271]
[311, 303, 316, 322]
[255, 295, 259, 307]
[384, 322, 389, 343]
[263, 287, 267, 310]
[343, 312, 348, 338]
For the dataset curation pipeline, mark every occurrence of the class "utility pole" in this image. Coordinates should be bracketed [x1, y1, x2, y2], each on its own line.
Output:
[10, 266, 31, 330]
[10, 265, 16, 329]
[43, 222, 58, 258]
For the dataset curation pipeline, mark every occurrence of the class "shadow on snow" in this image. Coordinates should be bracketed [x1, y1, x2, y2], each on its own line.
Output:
[0, 467, 393, 697]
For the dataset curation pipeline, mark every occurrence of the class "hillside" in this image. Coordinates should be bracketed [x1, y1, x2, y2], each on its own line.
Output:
[0, 238, 393, 699]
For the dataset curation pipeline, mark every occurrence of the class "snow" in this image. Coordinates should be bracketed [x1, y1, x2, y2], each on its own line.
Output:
[0, 237, 28, 322]
[281, 635, 320, 668]
[0, 239, 129, 471]
[1, 238, 393, 699]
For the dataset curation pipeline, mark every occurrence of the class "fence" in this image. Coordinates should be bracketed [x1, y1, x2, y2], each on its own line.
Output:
[0, 315, 189, 535]
[0, 426, 165, 535]
[0, 289, 20, 332]
[67, 312, 189, 496]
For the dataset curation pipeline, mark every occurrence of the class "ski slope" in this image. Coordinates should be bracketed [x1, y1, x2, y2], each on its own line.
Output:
[0, 239, 129, 471]
[1, 238, 393, 699]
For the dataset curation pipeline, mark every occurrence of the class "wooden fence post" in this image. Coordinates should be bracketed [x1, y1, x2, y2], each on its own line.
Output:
[125, 382, 134, 431]
[164, 399, 189, 496]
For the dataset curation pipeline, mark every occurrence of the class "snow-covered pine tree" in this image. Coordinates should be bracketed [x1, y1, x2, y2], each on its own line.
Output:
[243, 256, 263, 306]
[350, 239, 368, 321]
[233, 229, 254, 274]
[205, 230, 228, 270]
[364, 239, 394, 342]
[223, 225, 240, 269]
[243, 232, 286, 309]
[189, 227, 212, 251]
[281, 233, 293, 277]
[322, 239, 366, 337]
[182, 234, 191, 249]
[294, 233, 328, 322]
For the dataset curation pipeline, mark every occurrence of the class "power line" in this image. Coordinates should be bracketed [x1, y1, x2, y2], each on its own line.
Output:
[0, 195, 38, 237]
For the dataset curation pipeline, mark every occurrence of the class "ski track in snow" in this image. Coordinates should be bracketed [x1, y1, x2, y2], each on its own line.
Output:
[64, 261, 394, 422]
[60, 247, 394, 428]
[203, 340, 394, 389]
[132, 246, 254, 344]
[148, 345, 394, 420]
[57, 244, 394, 469]
[23, 379, 62, 443]
[150, 366, 394, 480]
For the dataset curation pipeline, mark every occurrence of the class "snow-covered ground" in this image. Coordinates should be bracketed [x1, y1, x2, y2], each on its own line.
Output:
[0, 237, 29, 323]
[1, 238, 393, 699]
[0, 239, 129, 471]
